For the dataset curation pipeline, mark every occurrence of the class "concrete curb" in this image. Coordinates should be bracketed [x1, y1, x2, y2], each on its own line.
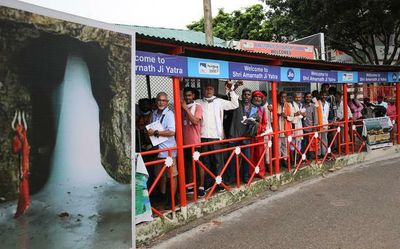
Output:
[136, 145, 400, 245]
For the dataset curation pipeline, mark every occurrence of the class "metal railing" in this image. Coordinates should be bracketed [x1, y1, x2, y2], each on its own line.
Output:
[139, 114, 400, 218]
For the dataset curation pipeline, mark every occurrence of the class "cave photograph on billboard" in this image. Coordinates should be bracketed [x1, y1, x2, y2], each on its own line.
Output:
[0, 4, 132, 249]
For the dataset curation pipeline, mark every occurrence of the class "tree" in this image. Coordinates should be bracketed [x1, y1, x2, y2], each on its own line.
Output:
[188, 0, 400, 65]
[187, 4, 273, 41]
[264, 0, 400, 65]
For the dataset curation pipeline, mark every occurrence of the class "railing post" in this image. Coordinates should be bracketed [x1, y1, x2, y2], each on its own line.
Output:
[271, 81, 280, 174]
[172, 77, 186, 207]
[343, 84, 350, 155]
[396, 83, 400, 145]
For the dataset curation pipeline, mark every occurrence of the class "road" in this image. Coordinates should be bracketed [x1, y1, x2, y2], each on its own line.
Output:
[154, 156, 400, 249]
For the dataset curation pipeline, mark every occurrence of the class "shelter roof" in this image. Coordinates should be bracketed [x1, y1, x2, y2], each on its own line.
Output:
[124, 25, 227, 48]
[132, 27, 400, 72]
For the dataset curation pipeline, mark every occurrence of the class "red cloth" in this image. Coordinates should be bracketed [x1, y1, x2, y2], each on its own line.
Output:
[12, 124, 30, 218]
[387, 104, 396, 121]
[252, 91, 264, 98]
[249, 106, 267, 177]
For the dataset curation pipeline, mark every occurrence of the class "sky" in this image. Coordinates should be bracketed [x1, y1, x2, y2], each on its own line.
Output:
[20, 0, 263, 29]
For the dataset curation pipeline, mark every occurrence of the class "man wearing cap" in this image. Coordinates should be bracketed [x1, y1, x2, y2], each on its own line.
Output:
[197, 81, 239, 191]
[250, 91, 268, 177]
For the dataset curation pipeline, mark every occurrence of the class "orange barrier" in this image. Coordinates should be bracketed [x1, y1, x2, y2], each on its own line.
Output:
[139, 80, 400, 218]
[140, 117, 400, 217]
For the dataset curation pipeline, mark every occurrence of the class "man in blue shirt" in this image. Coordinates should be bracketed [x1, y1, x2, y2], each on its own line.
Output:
[148, 92, 177, 206]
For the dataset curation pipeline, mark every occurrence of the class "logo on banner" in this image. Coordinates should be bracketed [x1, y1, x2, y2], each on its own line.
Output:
[393, 73, 398, 81]
[199, 62, 220, 75]
[287, 69, 295, 80]
[343, 73, 353, 81]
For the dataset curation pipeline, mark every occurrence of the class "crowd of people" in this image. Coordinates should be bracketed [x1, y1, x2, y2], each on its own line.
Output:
[136, 82, 397, 207]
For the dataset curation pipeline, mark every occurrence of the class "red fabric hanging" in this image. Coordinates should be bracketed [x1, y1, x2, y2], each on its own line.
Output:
[12, 124, 30, 218]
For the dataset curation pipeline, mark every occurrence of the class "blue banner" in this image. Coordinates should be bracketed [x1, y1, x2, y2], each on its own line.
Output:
[301, 69, 338, 83]
[136, 51, 187, 77]
[387, 72, 400, 83]
[135, 50, 398, 85]
[187, 57, 229, 79]
[358, 72, 388, 83]
[229, 62, 280, 81]
[280, 67, 301, 82]
[337, 71, 358, 83]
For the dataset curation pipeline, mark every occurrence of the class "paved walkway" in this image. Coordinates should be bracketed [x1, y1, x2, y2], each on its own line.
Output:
[154, 156, 400, 249]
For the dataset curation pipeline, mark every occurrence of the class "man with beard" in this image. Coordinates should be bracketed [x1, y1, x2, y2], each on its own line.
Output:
[319, 91, 330, 157]
[276, 91, 294, 168]
[227, 88, 259, 184]
[302, 92, 317, 158]
[197, 81, 239, 192]
[291, 92, 306, 163]
[148, 92, 177, 207]
[181, 87, 205, 197]
[249, 91, 268, 176]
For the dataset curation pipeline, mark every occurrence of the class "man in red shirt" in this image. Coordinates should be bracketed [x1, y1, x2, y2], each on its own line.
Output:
[181, 87, 205, 197]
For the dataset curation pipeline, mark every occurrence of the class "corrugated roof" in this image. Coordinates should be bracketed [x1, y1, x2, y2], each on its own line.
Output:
[128, 25, 400, 71]
[136, 33, 400, 71]
[122, 25, 227, 48]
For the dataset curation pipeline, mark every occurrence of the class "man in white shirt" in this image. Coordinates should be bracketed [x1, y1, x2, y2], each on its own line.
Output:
[196, 81, 239, 191]
[262, 91, 273, 164]
[291, 92, 306, 162]
[336, 92, 353, 121]
[319, 92, 330, 156]
[375, 95, 388, 109]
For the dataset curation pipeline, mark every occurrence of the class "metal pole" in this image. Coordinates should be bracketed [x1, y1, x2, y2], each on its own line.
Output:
[203, 0, 214, 45]
[396, 83, 400, 144]
[343, 84, 350, 155]
[146, 75, 151, 99]
[320, 33, 326, 60]
[172, 77, 186, 207]
[271, 81, 280, 173]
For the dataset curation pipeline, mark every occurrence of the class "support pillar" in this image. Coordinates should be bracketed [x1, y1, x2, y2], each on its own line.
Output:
[271, 81, 280, 174]
[172, 77, 186, 207]
[343, 84, 350, 155]
[396, 83, 400, 144]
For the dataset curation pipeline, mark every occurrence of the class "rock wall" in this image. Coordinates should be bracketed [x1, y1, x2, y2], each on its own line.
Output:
[0, 7, 132, 200]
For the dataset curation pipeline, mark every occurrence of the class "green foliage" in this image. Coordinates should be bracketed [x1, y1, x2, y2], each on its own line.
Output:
[264, 0, 400, 65]
[188, 0, 400, 65]
[187, 4, 272, 41]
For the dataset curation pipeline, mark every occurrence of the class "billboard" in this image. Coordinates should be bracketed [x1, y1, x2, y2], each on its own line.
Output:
[363, 117, 393, 151]
[0, 2, 133, 248]
[240, 39, 315, 59]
